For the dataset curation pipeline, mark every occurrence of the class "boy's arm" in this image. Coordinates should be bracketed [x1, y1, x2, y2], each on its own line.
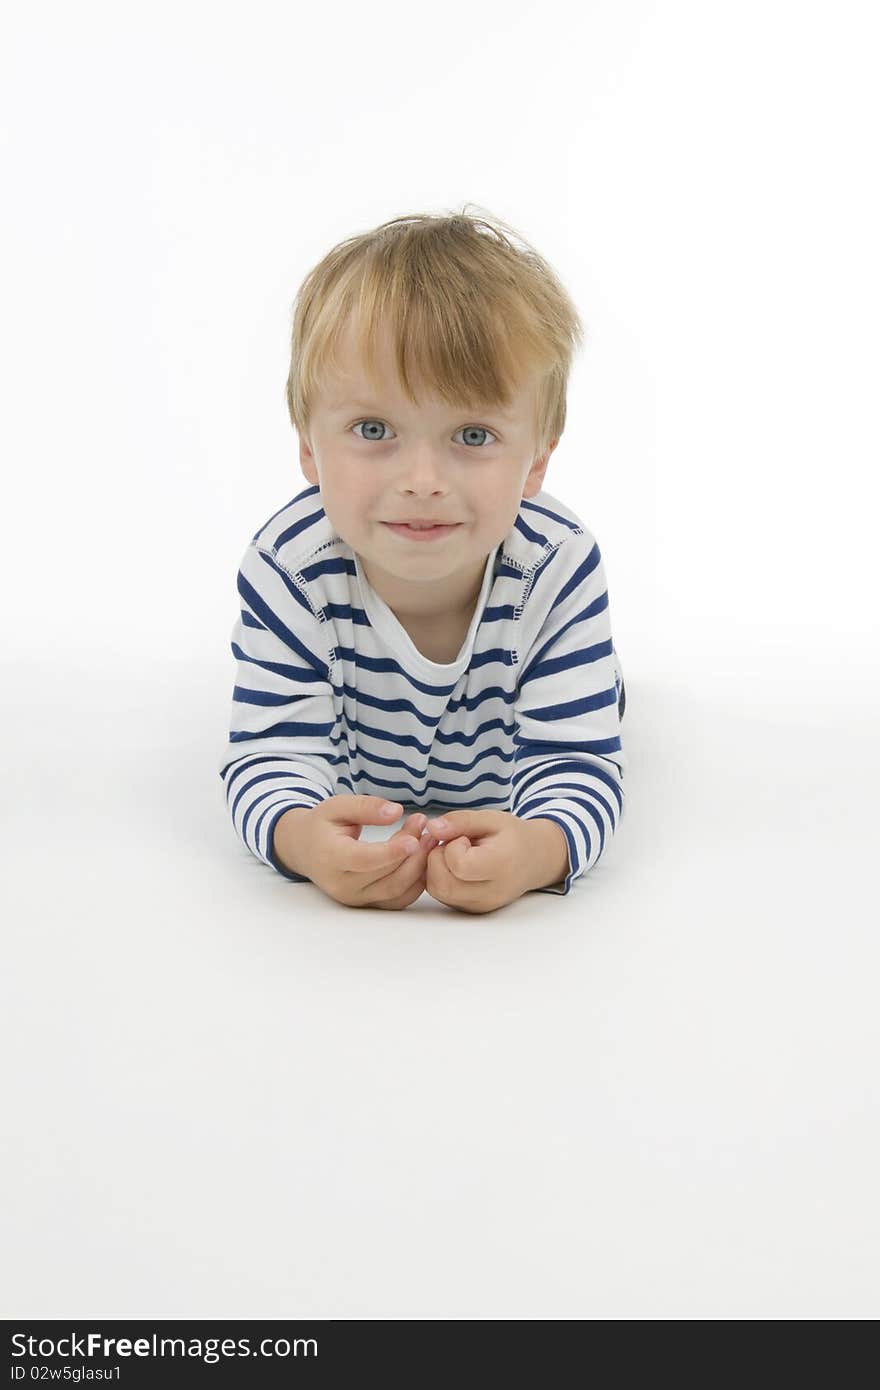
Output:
[218, 540, 339, 881]
[511, 530, 627, 896]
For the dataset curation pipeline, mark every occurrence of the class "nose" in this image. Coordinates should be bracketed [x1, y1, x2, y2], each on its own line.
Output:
[397, 445, 449, 496]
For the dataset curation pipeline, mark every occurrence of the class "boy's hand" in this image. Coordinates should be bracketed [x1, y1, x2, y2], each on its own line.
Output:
[272, 796, 441, 910]
[422, 810, 559, 914]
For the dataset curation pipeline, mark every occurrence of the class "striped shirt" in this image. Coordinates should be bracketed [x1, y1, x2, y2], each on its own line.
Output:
[218, 483, 627, 895]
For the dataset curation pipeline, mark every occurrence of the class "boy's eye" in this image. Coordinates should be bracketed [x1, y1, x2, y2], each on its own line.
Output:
[351, 420, 498, 447]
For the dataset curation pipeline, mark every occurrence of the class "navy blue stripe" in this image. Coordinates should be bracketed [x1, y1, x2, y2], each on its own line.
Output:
[221, 752, 292, 791]
[469, 647, 517, 670]
[263, 804, 312, 881]
[512, 757, 624, 814]
[231, 767, 317, 822]
[346, 768, 512, 807]
[339, 680, 515, 724]
[480, 603, 519, 621]
[230, 719, 337, 742]
[237, 572, 329, 678]
[513, 513, 550, 547]
[446, 684, 515, 712]
[331, 645, 515, 692]
[300, 555, 357, 580]
[252, 485, 320, 544]
[232, 685, 313, 708]
[520, 687, 619, 721]
[274, 504, 327, 551]
[322, 603, 371, 625]
[345, 713, 516, 755]
[548, 542, 601, 612]
[242, 783, 313, 848]
[517, 781, 618, 828]
[338, 683, 448, 728]
[348, 765, 512, 799]
[513, 738, 617, 759]
[521, 498, 582, 532]
[231, 642, 329, 684]
[432, 717, 516, 746]
[517, 595, 609, 684]
[332, 651, 459, 696]
[257, 549, 316, 615]
[517, 793, 606, 857]
[229, 766, 296, 817]
[330, 730, 516, 776]
[517, 639, 612, 687]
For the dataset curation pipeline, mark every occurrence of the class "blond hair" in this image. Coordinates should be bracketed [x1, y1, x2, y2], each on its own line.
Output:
[285, 205, 585, 457]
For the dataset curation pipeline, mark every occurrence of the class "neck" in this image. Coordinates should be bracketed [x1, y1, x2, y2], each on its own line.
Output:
[361, 554, 489, 624]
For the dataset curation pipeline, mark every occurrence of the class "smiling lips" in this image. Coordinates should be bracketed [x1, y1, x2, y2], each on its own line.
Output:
[382, 520, 462, 541]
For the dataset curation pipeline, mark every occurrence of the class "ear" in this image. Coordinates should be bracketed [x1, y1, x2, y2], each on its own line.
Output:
[298, 432, 318, 486]
[522, 438, 558, 499]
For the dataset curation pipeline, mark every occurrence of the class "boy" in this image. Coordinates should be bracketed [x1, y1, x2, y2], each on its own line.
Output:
[219, 208, 627, 913]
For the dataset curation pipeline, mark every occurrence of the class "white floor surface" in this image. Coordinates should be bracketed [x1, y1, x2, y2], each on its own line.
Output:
[3, 645, 878, 1319]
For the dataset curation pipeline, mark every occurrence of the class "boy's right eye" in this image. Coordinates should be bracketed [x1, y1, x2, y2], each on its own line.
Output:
[352, 419, 395, 442]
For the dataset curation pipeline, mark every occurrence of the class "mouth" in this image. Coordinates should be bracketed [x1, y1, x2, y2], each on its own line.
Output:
[382, 521, 462, 541]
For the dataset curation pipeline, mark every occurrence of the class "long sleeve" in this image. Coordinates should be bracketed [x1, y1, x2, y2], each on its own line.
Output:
[511, 532, 627, 896]
[218, 540, 340, 881]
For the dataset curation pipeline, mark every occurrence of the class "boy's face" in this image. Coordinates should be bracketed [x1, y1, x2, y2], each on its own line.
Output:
[298, 313, 557, 619]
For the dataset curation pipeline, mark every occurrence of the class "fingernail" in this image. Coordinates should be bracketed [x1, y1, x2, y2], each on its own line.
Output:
[381, 802, 401, 817]
[429, 818, 449, 832]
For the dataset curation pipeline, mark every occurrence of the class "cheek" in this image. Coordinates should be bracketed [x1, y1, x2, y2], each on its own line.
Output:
[351, 482, 381, 522]
[325, 468, 374, 515]
[469, 477, 522, 528]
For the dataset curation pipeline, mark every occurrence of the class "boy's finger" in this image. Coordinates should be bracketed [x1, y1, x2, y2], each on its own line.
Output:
[327, 795, 404, 826]
[390, 813, 427, 848]
[425, 811, 490, 839]
[343, 812, 424, 874]
[346, 834, 420, 874]
[443, 835, 471, 879]
[401, 812, 426, 836]
[444, 836, 468, 874]
[426, 844, 457, 897]
[444, 835, 492, 882]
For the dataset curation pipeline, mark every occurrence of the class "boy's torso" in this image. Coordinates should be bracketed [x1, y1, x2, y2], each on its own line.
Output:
[241, 484, 619, 812]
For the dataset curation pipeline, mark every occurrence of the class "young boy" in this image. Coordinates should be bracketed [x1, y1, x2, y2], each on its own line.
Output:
[218, 208, 627, 913]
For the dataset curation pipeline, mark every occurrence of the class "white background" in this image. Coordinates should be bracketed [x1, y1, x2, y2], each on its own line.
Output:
[2, 0, 878, 1318]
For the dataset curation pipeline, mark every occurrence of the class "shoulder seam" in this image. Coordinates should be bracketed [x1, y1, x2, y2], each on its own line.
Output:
[514, 525, 585, 618]
[255, 542, 337, 680]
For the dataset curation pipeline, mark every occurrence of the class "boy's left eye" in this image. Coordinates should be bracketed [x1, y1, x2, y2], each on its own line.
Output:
[351, 420, 498, 447]
[456, 425, 497, 447]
